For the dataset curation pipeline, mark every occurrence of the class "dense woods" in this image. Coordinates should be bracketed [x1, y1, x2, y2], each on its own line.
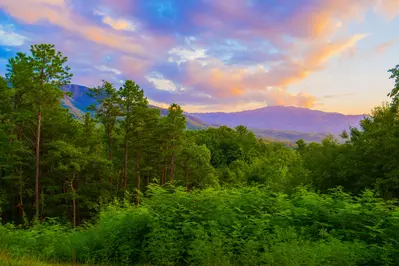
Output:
[1, 45, 399, 265]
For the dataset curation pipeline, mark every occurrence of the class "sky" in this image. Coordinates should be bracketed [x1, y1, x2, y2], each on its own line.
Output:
[0, 0, 398, 114]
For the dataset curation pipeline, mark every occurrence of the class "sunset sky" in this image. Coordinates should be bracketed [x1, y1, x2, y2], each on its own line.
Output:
[0, 0, 398, 114]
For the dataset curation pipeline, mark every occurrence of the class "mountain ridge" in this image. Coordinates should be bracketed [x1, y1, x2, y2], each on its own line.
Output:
[61, 84, 365, 142]
[192, 105, 365, 117]
[191, 106, 365, 134]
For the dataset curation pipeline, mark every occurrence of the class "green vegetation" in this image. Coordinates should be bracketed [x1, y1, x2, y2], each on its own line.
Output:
[1, 187, 398, 265]
[252, 128, 334, 144]
[1, 45, 399, 265]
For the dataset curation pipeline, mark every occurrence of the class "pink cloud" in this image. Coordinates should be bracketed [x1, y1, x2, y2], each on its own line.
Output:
[1, 0, 393, 112]
[374, 0, 399, 20]
[375, 39, 398, 54]
[0, 0, 174, 58]
[172, 33, 367, 109]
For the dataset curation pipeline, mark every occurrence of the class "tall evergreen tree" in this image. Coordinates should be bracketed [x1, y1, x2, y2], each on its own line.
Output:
[118, 80, 148, 193]
[7, 44, 72, 219]
[88, 81, 120, 185]
[164, 104, 186, 182]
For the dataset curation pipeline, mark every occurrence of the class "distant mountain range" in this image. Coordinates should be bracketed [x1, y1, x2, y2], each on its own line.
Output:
[191, 107, 365, 134]
[61, 84, 365, 143]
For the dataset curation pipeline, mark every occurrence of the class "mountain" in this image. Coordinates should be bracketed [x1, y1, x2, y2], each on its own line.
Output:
[148, 104, 209, 130]
[252, 129, 332, 143]
[62, 84, 96, 114]
[61, 84, 208, 130]
[60, 84, 365, 142]
[191, 106, 365, 134]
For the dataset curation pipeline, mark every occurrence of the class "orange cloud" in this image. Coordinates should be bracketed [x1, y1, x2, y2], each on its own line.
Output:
[305, 34, 369, 68]
[194, 0, 371, 44]
[374, 0, 399, 20]
[117, 55, 153, 78]
[94, 10, 137, 31]
[375, 39, 398, 54]
[265, 89, 316, 108]
[175, 33, 367, 109]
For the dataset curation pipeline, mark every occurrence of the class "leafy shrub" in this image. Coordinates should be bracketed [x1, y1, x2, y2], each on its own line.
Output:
[0, 185, 398, 265]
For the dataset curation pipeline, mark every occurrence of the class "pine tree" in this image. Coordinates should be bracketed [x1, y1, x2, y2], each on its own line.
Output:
[88, 81, 120, 185]
[118, 80, 148, 193]
[7, 44, 72, 219]
[164, 104, 186, 182]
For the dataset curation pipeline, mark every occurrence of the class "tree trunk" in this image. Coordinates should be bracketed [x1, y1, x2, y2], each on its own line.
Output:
[162, 166, 166, 185]
[135, 150, 140, 204]
[146, 175, 149, 188]
[69, 173, 77, 228]
[18, 186, 24, 222]
[17, 123, 22, 142]
[35, 110, 42, 219]
[161, 166, 164, 185]
[170, 150, 175, 182]
[123, 135, 128, 191]
[72, 196, 76, 228]
[185, 163, 190, 192]
[40, 187, 44, 223]
[108, 132, 113, 184]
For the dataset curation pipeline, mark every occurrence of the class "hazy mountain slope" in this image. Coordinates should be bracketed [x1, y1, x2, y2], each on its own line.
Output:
[62, 84, 97, 112]
[191, 106, 365, 134]
[252, 129, 333, 143]
[60, 84, 364, 142]
[148, 104, 209, 130]
[61, 85, 208, 129]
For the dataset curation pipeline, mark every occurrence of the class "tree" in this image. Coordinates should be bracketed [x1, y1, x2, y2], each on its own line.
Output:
[88, 81, 120, 185]
[178, 136, 216, 190]
[388, 65, 399, 100]
[164, 104, 186, 182]
[8, 44, 72, 219]
[140, 108, 161, 188]
[118, 80, 148, 192]
[47, 140, 86, 227]
[4, 55, 35, 223]
[6, 52, 33, 142]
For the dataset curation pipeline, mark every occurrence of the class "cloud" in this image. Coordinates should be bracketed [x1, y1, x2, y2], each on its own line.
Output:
[0, 25, 27, 46]
[375, 38, 398, 54]
[0, 0, 392, 112]
[263, 88, 317, 108]
[374, 0, 399, 20]
[304, 34, 369, 69]
[95, 65, 122, 75]
[94, 10, 137, 31]
[0, 0, 174, 57]
[146, 72, 179, 92]
[160, 34, 367, 109]
[323, 93, 354, 99]
[168, 46, 207, 65]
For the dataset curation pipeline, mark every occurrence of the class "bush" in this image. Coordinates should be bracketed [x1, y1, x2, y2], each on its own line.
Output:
[0, 185, 398, 265]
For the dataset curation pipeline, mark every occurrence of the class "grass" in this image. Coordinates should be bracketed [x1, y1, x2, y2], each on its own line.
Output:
[0, 250, 95, 266]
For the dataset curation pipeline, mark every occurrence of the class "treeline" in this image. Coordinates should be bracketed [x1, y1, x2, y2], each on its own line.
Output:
[1, 44, 399, 228]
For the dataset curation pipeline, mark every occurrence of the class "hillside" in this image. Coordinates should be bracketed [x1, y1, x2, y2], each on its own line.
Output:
[252, 128, 332, 143]
[61, 85, 208, 130]
[191, 106, 365, 134]
[61, 84, 363, 142]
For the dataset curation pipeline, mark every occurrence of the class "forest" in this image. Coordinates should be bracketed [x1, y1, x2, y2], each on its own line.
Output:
[0, 44, 399, 265]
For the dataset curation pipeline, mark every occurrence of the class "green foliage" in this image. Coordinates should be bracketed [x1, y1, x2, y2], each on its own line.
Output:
[0, 186, 397, 265]
[388, 64, 399, 99]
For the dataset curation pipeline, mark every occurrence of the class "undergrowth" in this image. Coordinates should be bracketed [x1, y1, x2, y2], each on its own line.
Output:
[1, 185, 398, 265]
